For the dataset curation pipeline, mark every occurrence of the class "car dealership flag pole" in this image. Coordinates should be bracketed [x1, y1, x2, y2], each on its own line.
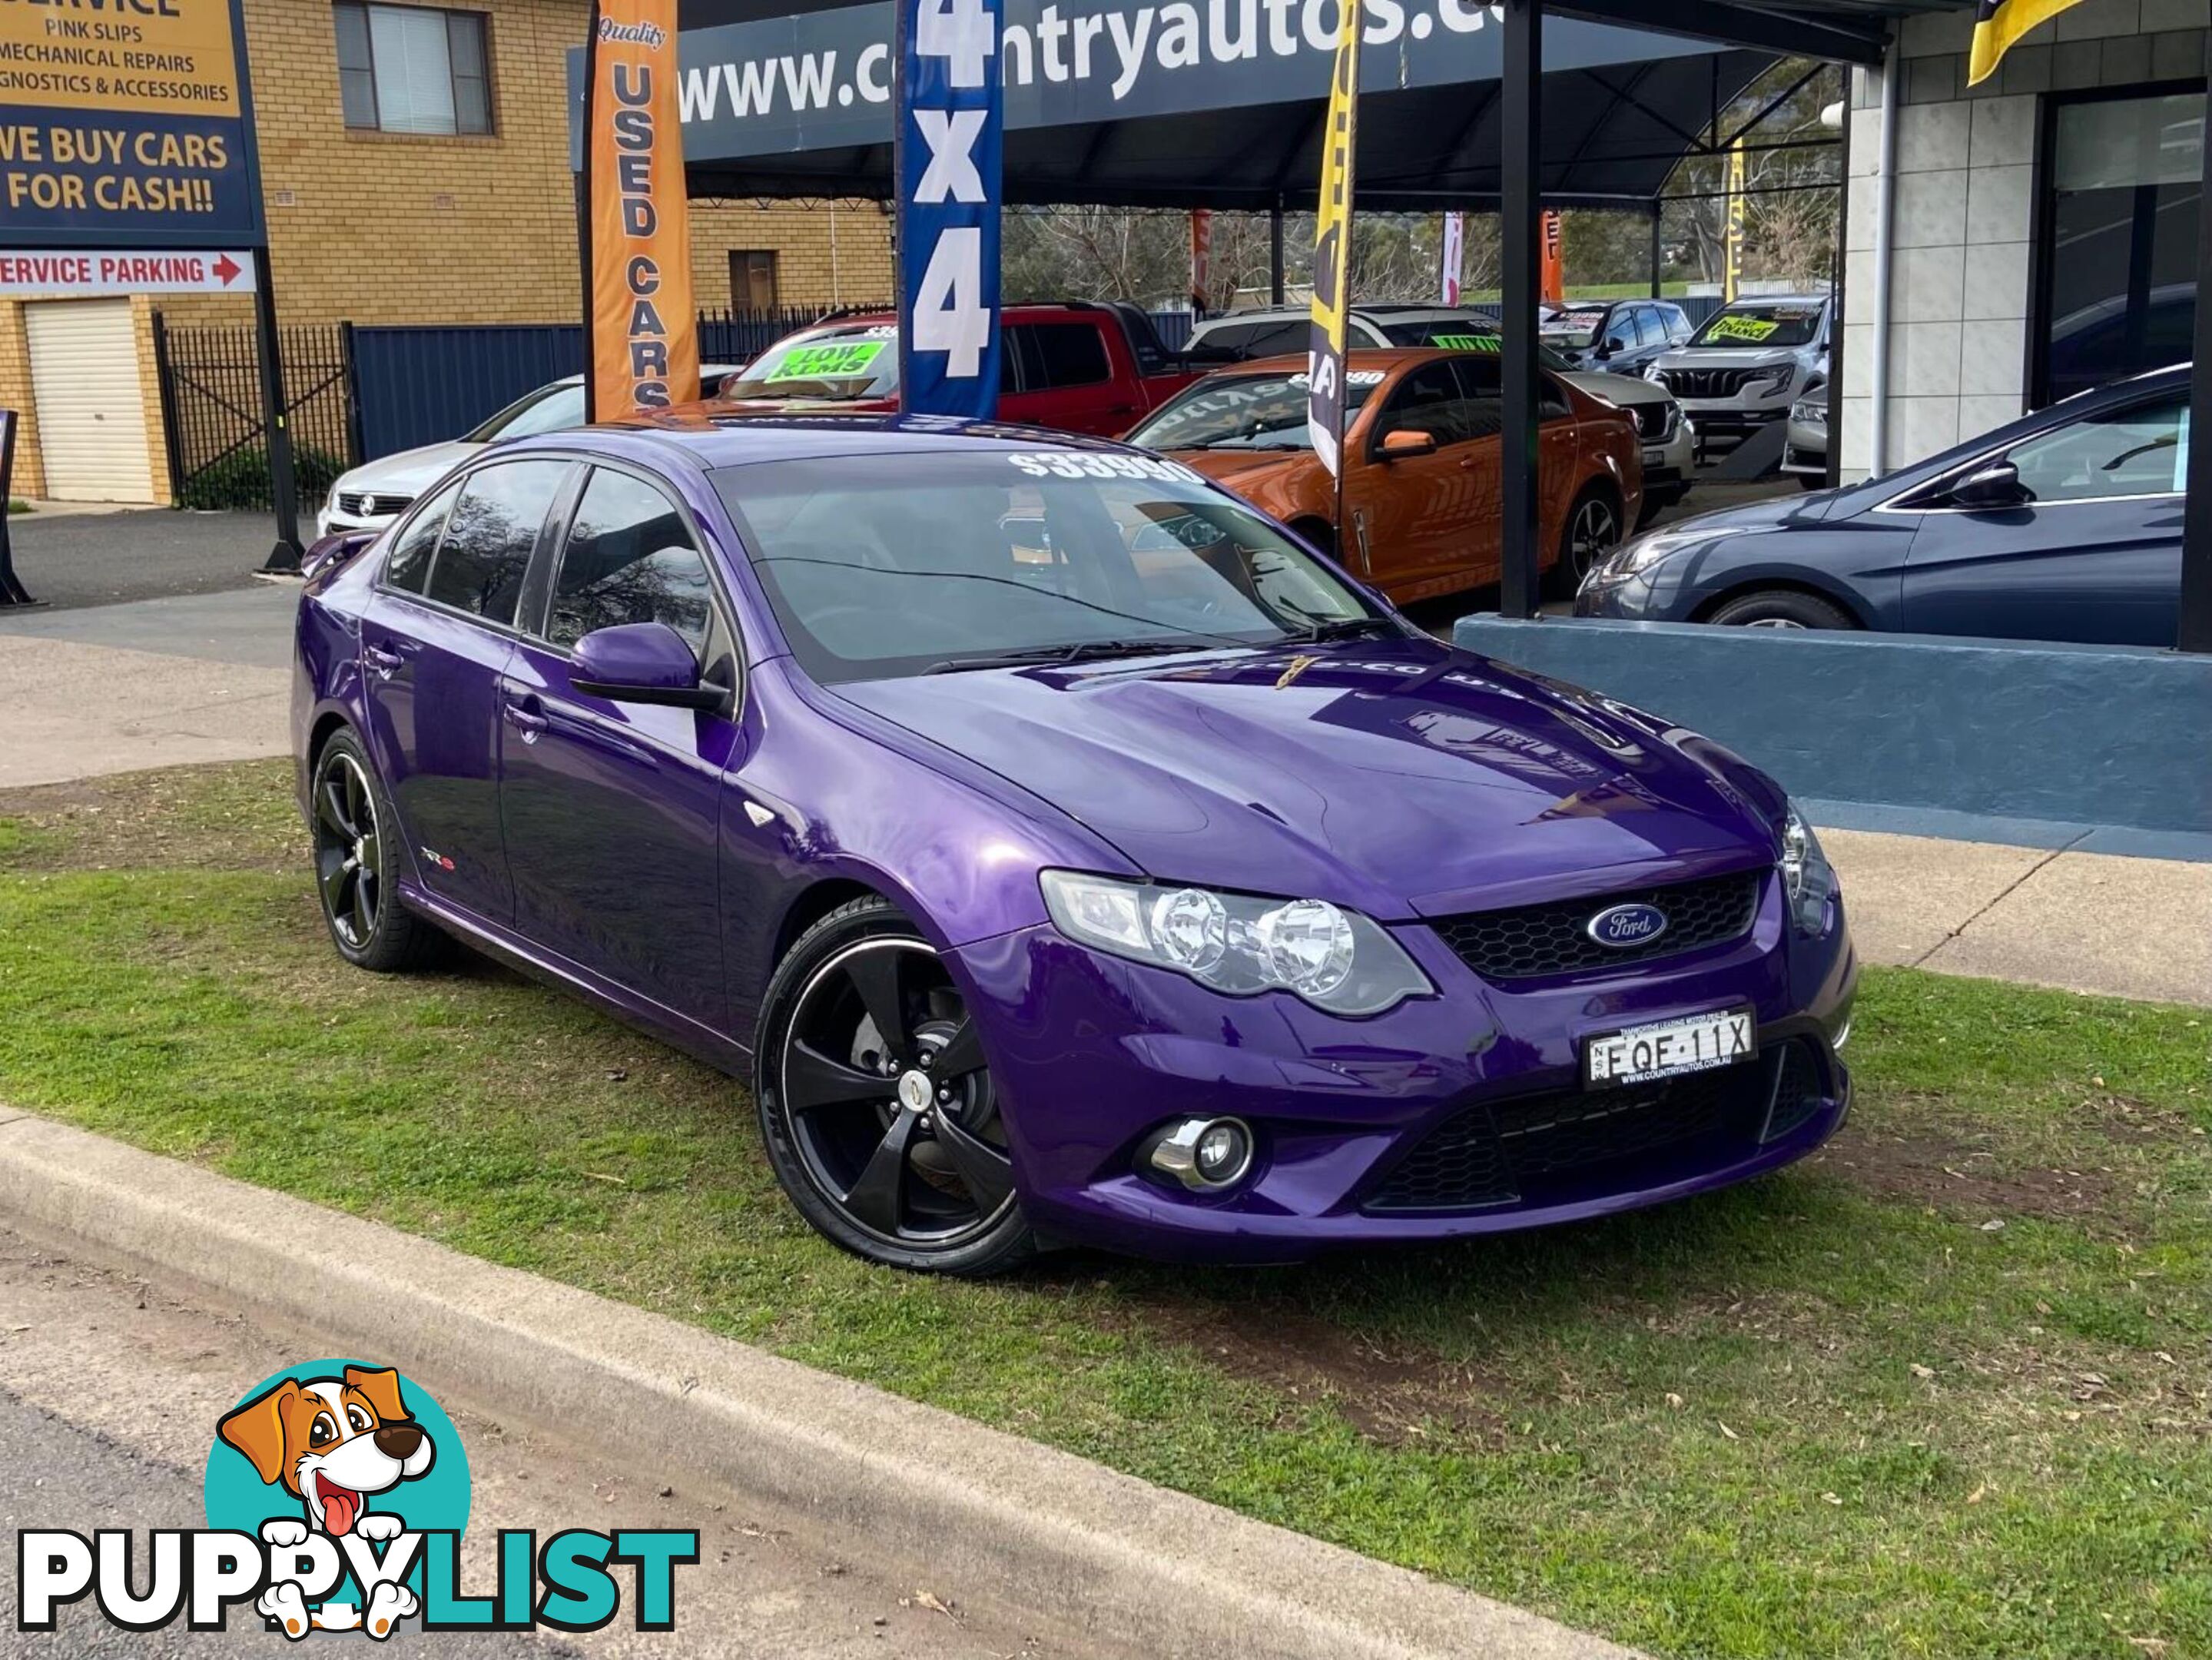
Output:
[896, 0, 1004, 418]
[582, 0, 700, 423]
[1440, 211, 1464, 306]
[1306, 0, 1361, 552]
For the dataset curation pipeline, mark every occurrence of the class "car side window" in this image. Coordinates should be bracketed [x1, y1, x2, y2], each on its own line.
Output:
[1632, 307, 1662, 347]
[1239, 320, 1308, 359]
[546, 467, 717, 652]
[1375, 361, 1481, 447]
[1023, 322, 1112, 389]
[382, 479, 461, 595]
[425, 460, 569, 627]
[1604, 309, 1637, 351]
[1999, 396, 2187, 504]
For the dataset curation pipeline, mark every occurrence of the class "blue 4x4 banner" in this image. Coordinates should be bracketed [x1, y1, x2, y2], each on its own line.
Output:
[895, 0, 1003, 420]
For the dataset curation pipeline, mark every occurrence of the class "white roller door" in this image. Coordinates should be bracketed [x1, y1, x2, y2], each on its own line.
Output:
[24, 299, 156, 503]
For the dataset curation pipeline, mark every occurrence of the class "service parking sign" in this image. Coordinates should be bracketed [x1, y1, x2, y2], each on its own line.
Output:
[895, 0, 1002, 420]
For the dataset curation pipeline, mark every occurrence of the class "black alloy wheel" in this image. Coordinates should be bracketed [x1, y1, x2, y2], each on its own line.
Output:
[310, 729, 446, 972]
[756, 898, 1035, 1276]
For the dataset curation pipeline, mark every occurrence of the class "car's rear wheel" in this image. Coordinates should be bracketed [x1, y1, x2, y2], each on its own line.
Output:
[1706, 589, 1857, 630]
[754, 897, 1036, 1277]
[1547, 484, 1623, 598]
[310, 729, 446, 972]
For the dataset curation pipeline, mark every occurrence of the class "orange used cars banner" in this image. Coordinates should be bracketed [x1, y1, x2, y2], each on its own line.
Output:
[582, 0, 698, 422]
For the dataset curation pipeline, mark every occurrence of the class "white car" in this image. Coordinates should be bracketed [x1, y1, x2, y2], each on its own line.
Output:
[318, 367, 741, 537]
[1183, 304, 1695, 524]
[1646, 295, 1831, 450]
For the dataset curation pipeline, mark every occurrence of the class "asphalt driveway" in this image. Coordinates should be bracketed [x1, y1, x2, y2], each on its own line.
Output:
[4, 506, 277, 610]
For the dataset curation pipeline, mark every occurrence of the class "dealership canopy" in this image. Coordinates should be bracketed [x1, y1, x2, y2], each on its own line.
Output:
[575, 0, 1937, 210]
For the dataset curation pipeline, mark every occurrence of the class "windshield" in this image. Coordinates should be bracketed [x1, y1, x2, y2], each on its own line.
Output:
[715, 450, 1380, 683]
[1125, 370, 1385, 452]
[723, 325, 900, 402]
[1687, 302, 1826, 350]
[1371, 323, 1578, 375]
[1538, 307, 1610, 348]
[468, 383, 585, 442]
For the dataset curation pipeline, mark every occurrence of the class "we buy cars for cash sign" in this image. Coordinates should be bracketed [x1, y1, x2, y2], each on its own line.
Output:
[0, 0, 266, 247]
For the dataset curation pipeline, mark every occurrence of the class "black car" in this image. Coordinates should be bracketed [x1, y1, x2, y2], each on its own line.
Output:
[1577, 363, 2188, 648]
[1538, 299, 1693, 376]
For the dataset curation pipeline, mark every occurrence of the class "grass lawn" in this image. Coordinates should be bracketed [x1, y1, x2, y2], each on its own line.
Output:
[2, 760, 2206, 1659]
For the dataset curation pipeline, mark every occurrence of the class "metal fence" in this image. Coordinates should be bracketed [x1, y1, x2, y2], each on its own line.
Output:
[152, 317, 357, 512]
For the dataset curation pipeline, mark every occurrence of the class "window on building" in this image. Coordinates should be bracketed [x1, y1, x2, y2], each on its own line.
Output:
[2038, 88, 2201, 406]
[729, 251, 778, 310]
[335, 2, 492, 136]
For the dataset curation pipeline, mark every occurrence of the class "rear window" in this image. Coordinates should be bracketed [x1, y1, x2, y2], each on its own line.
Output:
[1011, 322, 1111, 389]
[723, 325, 900, 401]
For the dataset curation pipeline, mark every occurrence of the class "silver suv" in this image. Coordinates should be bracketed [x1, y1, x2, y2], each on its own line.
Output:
[1646, 294, 1831, 450]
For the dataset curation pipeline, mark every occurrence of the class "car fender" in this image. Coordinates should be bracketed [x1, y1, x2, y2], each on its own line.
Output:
[1676, 548, 1893, 627]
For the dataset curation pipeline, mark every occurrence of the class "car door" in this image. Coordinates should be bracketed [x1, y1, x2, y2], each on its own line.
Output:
[498, 462, 742, 1028]
[1597, 306, 1642, 374]
[1348, 359, 1494, 593]
[359, 457, 573, 925]
[1001, 320, 1131, 435]
[1900, 391, 2185, 646]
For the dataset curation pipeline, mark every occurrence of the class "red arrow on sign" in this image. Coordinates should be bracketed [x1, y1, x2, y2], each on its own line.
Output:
[213, 254, 242, 285]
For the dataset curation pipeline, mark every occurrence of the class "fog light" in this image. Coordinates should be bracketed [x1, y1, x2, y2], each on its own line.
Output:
[1144, 1117, 1256, 1191]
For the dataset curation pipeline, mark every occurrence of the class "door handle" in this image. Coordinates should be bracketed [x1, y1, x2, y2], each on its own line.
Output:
[363, 642, 406, 676]
[502, 693, 549, 739]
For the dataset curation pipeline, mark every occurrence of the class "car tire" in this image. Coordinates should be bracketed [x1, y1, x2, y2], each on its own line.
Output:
[1547, 483, 1624, 599]
[1290, 517, 1336, 559]
[754, 895, 1037, 1277]
[309, 728, 448, 973]
[1705, 589, 1858, 630]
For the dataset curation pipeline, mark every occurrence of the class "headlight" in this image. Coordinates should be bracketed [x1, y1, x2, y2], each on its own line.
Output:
[1791, 399, 1828, 424]
[1642, 363, 1667, 382]
[1779, 803, 1837, 936]
[1040, 871, 1431, 1015]
[1600, 521, 1757, 578]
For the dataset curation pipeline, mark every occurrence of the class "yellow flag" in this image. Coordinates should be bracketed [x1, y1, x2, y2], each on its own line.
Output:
[1968, 0, 2091, 86]
[1305, 0, 1361, 476]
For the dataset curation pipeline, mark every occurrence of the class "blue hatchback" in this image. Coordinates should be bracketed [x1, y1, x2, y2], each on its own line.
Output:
[1577, 363, 2187, 647]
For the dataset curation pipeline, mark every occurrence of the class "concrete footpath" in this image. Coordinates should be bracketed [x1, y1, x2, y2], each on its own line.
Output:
[0, 583, 2203, 1006]
[0, 1113, 1630, 1660]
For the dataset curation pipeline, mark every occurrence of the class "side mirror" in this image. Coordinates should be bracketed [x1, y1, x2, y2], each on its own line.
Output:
[301, 530, 373, 578]
[571, 621, 728, 712]
[1950, 460, 2027, 511]
[1597, 339, 1620, 360]
[1378, 428, 1438, 460]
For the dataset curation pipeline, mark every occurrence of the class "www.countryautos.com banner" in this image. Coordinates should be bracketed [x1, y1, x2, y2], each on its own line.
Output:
[583, 0, 700, 420]
[0, 0, 265, 249]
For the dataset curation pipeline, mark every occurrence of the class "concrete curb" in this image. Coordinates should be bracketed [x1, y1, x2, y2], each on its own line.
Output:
[0, 1113, 1634, 1660]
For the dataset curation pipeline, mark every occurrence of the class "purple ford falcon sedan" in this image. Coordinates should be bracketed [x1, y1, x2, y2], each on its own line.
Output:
[292, 413, 1856, 1275]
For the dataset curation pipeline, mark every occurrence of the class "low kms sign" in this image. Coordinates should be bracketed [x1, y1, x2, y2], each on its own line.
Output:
[0, 247, 254, 294]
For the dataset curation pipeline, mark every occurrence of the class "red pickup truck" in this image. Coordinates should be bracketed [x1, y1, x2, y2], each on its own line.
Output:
[715, 302, 1201, 436]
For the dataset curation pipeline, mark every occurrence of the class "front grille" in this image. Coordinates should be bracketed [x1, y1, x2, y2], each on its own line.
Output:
[337, 491, 410, 519]
[1631, 400, 1677, 441]
[1432, 869, 1763, 983]
[1660, 367, 1771, 400]
[1364, 1040, 1828, 1213]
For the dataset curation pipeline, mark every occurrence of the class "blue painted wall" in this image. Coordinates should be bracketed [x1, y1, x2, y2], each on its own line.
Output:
[1450, 616, 2212, 835]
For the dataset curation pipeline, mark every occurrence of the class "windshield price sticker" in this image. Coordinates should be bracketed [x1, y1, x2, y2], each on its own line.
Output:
[1007, 451, 1202, 483]
[1706, 315, 1783, 342]
[1289, 369, 1387, 388]
[1543, 310, 1606, 332]
[771, 340, 885, 380]
[1427, 334, 1500, 353]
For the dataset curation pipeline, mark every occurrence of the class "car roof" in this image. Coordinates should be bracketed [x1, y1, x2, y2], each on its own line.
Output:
[514, 408, 1162, 472]
[544, 366, 741, 389]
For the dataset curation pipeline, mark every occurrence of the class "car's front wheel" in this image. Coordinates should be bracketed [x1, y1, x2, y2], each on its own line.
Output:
[1706, 589, 1857, 629]
[310, 729, 446, 972]
[754, 897, 1036, 1277]
[1548, 484, 1624, 597]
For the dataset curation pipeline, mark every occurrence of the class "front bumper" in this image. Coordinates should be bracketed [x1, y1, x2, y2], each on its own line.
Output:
[953, 874, 1856, 1263]
[1783, 416, 1828, 475]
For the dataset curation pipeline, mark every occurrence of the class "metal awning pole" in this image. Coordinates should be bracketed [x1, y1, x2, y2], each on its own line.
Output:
[1499, 0, 1542, 620]
[2180, 35, 2212, 652]
[1269, 201, 1288, 305]
[1649, 198, 1663, 298]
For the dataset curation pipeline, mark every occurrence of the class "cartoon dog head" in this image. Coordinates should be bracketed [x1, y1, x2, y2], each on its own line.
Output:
[218, 1366, 435, 1537]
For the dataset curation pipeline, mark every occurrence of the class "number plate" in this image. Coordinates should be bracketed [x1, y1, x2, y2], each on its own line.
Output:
[1641, 445, 1666, 464]
[1584, 1007, 1755, 1088]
